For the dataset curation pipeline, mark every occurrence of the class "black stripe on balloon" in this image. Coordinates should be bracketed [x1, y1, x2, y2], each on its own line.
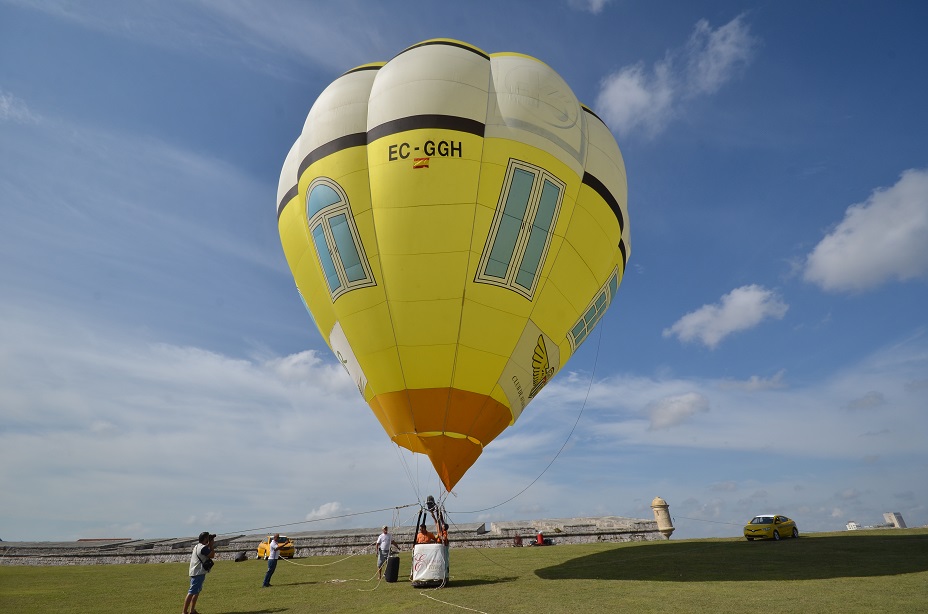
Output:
[367, 114, 486, 143]
[297, 132, 368, 179]
[581, 105, 608, 129]
[279, 132, 367, 218]
[581, 171, 625, 233]
[618, 239, 628, 272]
[277, 184, 299, 219]
[283, 114, 486, 217]
[341, 64, 383, 76]
[396, 40, 490, 61]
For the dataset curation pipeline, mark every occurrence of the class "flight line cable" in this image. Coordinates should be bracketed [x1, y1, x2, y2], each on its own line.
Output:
[393, 442, 422, 503]
[217, 502, 418, 538]
[672, 516, 743, 527]
[448, 322, 605, 515]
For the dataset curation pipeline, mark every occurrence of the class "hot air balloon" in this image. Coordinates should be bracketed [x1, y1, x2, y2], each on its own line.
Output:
[277, 39, 629, 491]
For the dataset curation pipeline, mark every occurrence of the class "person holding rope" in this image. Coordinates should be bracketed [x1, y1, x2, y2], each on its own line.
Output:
[262, 533, 282, 587]
[373, 525, 400, 579]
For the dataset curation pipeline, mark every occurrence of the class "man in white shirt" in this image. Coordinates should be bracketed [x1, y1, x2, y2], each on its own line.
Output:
[262, 534, 281, 587]
[374, 525, 399, 579]
[184, 531, 215, 614]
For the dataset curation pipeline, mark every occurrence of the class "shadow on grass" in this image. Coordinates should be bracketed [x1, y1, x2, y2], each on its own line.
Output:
[448, 576, 519, 587]
[536, 532, 928, 582]
[216, 609, 287, 614]
[373, 576, 518, 588]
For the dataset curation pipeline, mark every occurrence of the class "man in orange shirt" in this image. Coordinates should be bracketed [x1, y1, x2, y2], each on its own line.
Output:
[415, 524, 437, 544]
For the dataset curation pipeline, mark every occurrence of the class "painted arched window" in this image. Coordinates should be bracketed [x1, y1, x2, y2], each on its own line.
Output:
[476, 159, 565, 299]
[306, 178, 374, 300]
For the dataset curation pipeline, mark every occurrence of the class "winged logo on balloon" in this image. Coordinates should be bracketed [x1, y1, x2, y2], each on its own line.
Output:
[529, 336, 555, 399]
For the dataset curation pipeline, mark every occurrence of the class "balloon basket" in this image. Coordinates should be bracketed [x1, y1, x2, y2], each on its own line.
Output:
[410, 543, 449, 588]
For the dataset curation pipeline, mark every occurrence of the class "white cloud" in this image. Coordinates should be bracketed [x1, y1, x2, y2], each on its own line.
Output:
[685, 17, 757, 95]
[836, 488, 861, 501]
[646, 392, 710, 430]
[0, 302, 388, 540]
[7, 0, 391, 75]
[845, 391, 886, 411]
[663, 285, 788, 348]
[0, 90, 40, 124]
[595, 14, 757, 137]
[306, 502, 345, 522]
[804, 168, 928, 292]
[596, 62, 675, 138]
[2, 301, 927, 540]
[568, 0, 612, 15]
[719, 370, 787, 391]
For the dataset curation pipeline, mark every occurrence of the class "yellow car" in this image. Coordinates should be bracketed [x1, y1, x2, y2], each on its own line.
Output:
[744, 515, 799, 541]
[256, 535, 295, 559]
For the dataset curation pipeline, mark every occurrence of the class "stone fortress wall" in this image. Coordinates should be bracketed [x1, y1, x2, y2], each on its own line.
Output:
[1, 508, 673, 567]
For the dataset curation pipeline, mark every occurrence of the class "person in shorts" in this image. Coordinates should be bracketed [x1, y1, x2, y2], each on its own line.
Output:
[184, 531, 215, 614]
[374, 525, 399, 579]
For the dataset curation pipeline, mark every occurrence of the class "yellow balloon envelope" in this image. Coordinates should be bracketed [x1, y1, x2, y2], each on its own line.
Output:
[277, 40, 630, 490]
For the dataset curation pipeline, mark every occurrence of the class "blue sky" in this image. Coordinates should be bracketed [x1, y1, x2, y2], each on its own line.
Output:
[1, 0, 926, 542]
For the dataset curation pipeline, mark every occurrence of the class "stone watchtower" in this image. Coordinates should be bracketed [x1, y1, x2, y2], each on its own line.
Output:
[650, 496, 675, 539]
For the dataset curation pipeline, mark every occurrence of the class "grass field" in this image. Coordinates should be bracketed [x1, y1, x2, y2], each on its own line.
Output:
[2, 529, 927, 613]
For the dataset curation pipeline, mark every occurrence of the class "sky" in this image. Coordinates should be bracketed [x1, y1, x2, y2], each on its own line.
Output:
[1, 0, 926, 543]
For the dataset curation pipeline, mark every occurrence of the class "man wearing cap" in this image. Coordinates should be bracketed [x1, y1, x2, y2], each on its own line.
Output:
[262, 533, 282, 587]
[184, 531, 216, 614]
[374, 525, 399, 579]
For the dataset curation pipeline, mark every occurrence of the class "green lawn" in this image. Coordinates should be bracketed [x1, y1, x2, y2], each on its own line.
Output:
[2, 529, 926, 613]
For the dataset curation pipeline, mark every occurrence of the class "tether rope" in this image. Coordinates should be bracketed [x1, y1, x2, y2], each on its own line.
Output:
[672, 516, 743, 527]
[279, 550, 366, 567]
[449, 322, 605, 515]
[216, 502, 418, 538]
[419, 590, 489, 613]
[393, 442, 422, 503]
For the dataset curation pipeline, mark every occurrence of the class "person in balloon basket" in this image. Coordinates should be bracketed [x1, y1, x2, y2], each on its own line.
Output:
[415, 524, 438, 544]
[374, 525, 400, 579]
[184, 531, 216, 614]
[437, 522, 449, 546]
[262, 533, 282, 587]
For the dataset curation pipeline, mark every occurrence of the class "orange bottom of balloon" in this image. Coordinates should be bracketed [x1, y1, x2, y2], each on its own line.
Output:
[368, 388, 512, 490]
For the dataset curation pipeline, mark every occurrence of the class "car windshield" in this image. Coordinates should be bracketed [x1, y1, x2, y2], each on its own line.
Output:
[750, 516, 774, 524]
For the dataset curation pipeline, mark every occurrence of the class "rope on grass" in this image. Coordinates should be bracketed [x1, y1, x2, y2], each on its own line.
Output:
[354, 575, 383, 592]
[418, 590, 489, 614]
[279, 549, 366, 567]
[279, 546, 408, 590]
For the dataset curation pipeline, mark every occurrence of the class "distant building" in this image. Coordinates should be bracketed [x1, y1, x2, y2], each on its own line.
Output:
[846, 512, 907, 531]
[883, 512, 907, 528]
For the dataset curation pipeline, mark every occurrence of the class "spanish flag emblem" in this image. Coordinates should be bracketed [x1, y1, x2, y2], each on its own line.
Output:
[413, 157, 430, 169]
